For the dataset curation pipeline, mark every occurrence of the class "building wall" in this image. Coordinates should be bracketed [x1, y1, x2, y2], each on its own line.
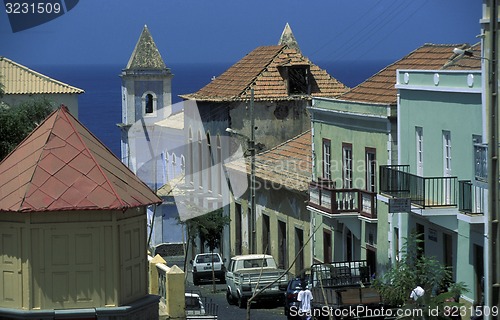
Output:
[309, 97, 391, 272]
[0, 208, 148, 310]
[396, 70, 484, 303]
[229, 183, 312, 276]
[398, 87, 482, 179]
[229, 100, 311, 153]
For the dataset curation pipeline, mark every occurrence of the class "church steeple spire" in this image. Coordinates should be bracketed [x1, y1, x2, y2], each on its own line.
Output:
[126, 25, 167, 70]
[278, 23, 301, 53]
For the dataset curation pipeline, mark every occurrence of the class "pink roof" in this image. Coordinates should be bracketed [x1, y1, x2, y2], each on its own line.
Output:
[0, 106, 162, 212]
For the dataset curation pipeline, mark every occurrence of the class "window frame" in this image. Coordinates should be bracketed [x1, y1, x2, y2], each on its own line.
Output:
[365, 147, 376, 192]
[342, 143, 353, 189]
[322, 138, 332, 180]
[142, 91, 158, 116]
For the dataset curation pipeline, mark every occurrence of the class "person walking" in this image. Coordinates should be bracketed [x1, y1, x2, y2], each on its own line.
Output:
[297, 281, 313, 320]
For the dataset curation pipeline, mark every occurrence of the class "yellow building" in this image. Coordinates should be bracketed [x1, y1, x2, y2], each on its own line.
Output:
[0, 107, 162, 319]
[0, 57, 83, 117]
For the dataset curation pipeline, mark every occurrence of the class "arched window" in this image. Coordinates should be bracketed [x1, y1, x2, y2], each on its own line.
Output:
[198, 131, 203, 189]
[207, 133, 212, 192]
[188, 128, 193, 184]
[216, 134, 222, 195]
[142, 91, 157, 115]
[165, 152, 171, 180]
[181, 155, 186, 174]
[172, 152, 177, 166]
[146, 94, 153, 113]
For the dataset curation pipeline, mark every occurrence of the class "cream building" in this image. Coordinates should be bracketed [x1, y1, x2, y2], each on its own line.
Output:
[0, 106, 162, 319]
[0, 56, 83, 117]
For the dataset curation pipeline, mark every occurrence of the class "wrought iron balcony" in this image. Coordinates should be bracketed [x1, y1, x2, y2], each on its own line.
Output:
[308, 179, 377, 219]
[474, 143, 487, 181]
[379, 165, 457, 208]
[458, 180, 485, 215]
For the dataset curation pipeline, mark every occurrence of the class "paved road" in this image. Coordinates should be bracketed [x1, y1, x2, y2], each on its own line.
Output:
[185, 270, 288, 320]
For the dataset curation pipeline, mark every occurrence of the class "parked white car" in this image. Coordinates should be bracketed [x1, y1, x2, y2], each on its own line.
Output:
[225, 254, 288, 308]
[190, 253, 226, 285]
[185, 292, 205, 316]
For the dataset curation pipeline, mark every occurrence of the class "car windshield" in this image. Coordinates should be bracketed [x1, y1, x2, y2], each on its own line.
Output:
[196, 254, 220, 263]
[290, 279, 303, 290]
[243, 258, 268, 268]
[185, 296, 201, 310]
[289, 276, 310, 290]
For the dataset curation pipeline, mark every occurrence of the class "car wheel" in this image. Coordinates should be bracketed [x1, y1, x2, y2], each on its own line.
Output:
[237, 295, 247, 309]
[226, 289, 235, 305]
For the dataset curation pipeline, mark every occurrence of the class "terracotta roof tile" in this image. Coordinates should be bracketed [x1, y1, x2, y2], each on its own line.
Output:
[181, 45, 348, 101]
[340, 43, 481, 104]
[225, 130, 311, 192]
[0, 106, 162, 212]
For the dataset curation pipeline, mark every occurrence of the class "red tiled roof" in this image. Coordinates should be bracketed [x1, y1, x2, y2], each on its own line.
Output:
[181, 45, 348, 101]
[0, 106, 162, 212]
[225, 130, 311, 192]
[340, 43, 481, 104]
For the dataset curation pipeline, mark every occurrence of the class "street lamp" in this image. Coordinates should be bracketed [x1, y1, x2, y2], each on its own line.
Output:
[225, 89, 256, 254]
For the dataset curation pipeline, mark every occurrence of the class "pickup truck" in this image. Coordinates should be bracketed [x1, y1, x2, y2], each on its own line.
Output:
[310, 260, 383, 319]
[225, 254, 288, 308]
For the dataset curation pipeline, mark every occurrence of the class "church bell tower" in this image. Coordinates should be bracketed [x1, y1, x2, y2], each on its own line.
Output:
[119, 25, 173, 175]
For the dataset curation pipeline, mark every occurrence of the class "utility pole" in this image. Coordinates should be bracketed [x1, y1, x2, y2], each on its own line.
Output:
[249, 88, 256, 254]
[488, 0, 500, 317]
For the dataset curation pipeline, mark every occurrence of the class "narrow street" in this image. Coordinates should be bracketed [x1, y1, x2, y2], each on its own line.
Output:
[185, 269, 288, 320]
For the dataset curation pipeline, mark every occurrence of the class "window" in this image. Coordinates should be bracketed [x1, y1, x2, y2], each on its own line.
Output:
[416, 127, 423, 176]
[443, 131, 452, 176]
[295, 228, 304, 275]
[181, 155, 185, 174]
[235, 203, 242, 255]
[323, 230, 332, 263]
[142, 91, 157, 115]
[288, 66, 310, 95]
[216, 135, 222, 195]
[343, 143, 353, 188]
[322, 139, 331, 180]
[262, 214, 270, 255]
[365, 148, 376, 192]
[188, 129, 193, 184]
[206, 133, 212, 192]
[198, 131, 203, 189]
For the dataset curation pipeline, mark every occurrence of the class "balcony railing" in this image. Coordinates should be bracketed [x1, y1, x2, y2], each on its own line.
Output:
[459, 180, 485, 215]
[474, 143, 488, 181]
[379, 165, 457, 208]
[308, 180, 377, 219]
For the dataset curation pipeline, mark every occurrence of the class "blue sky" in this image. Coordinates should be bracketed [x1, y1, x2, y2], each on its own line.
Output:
[1, 0, 482, 67]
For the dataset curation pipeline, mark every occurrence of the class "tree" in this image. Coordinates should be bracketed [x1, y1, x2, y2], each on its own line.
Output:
[372, 232, 467, 319]
[0, 78, 4, 98]
[0, 98, 54, 161]
[179, 208, 230, 292]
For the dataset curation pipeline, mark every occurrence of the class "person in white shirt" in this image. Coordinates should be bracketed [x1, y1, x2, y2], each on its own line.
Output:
[410, 285, 425, 301]
[297, 281, 313, 320]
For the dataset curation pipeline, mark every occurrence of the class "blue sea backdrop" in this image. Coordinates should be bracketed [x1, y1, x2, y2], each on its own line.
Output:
[33, 61, 387, 157]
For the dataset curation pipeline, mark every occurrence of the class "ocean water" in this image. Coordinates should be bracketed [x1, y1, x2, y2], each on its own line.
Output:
[33, 60, 387, 157]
